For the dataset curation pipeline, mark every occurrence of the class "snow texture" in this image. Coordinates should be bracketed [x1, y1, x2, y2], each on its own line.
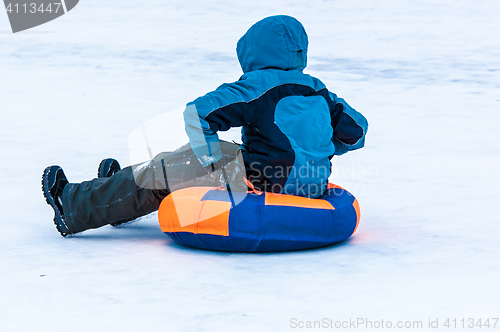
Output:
[0, 0, 499, 331]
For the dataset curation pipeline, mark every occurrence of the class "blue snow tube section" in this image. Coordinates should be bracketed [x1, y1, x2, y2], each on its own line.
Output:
[158, 183, 360, 253]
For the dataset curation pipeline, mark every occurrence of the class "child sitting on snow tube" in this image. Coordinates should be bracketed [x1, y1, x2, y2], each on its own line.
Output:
[41, 15, 367, 238]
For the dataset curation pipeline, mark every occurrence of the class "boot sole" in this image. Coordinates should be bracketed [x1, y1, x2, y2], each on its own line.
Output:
[97, 158, 121, 179]
[41, 167, 72, 237]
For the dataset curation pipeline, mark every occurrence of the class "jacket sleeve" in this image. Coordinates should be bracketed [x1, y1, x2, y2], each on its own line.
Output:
[329, 92, 368, 156]
[183, 80, 255, 167]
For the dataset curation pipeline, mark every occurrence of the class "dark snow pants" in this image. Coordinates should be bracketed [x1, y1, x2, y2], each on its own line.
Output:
[60, 141, 240, 234]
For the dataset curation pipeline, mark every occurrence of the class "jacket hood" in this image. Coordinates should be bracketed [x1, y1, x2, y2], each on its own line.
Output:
[236, 15, 308, 73]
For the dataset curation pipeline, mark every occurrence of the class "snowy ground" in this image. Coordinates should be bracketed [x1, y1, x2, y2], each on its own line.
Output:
[1, 0, 499, 331]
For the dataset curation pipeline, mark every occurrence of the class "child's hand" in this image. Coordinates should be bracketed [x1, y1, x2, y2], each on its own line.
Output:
[205, 156, 248, 192]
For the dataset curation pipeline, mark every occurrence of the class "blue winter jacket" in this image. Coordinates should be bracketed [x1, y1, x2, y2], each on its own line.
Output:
[184, 15, 368, 198]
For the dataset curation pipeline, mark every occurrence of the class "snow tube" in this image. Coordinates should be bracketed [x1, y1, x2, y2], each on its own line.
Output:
[158, 183, 360, 252]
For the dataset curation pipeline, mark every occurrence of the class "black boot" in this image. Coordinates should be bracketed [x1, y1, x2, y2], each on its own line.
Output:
[97, 158, 121, 178]
[41, 166, 74, 237]
[97, 158, 130, 227]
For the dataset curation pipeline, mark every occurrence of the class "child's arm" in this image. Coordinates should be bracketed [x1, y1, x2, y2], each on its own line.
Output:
[329, 92, 368, 156]
[183, 81, 255, 167]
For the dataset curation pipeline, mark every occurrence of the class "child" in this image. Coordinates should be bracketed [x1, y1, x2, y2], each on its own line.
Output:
[42, 15, 368, 236]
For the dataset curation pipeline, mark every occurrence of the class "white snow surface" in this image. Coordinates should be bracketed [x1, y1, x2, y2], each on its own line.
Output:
[1, 0, 499, 331]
